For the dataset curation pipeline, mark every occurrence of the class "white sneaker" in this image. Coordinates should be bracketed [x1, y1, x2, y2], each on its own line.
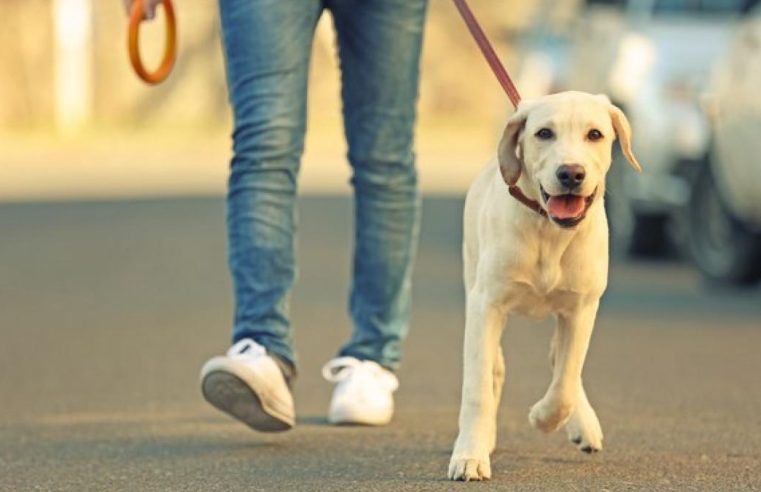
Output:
[322, 357, 399, 426]
[200, 339, 295, 432]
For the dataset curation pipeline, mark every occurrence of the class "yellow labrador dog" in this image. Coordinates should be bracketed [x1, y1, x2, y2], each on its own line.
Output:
[448, 91, 641, 481]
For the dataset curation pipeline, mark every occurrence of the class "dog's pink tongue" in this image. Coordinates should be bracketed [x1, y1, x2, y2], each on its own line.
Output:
[547, 195, 585, 219]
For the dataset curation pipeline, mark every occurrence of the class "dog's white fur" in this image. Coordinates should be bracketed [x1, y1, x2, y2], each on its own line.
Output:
[448, 91, 641, 481]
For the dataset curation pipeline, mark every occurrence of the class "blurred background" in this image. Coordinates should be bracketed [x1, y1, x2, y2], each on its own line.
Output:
[0, 0, 539, 200]
[2, 1, 761, 490]
[518, 0, 761, 284]
[3, 0, 761, 282]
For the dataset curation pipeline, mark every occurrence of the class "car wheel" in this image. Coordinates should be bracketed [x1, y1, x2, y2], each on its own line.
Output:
[628, 214, 672, 258]
[686, 161, 761, 286]
[606, 158, 672, 259]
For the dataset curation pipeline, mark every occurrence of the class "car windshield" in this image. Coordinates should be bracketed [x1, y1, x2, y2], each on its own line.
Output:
[653, 0, 750, 13]
[584, 0, 757, 13]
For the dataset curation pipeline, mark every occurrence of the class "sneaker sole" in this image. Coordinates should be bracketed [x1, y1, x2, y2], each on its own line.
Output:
[202, 370, 293, 432]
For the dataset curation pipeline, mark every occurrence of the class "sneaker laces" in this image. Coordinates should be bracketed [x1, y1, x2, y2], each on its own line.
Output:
[227, 338, 267, 359]
[321, 357, 399, 392]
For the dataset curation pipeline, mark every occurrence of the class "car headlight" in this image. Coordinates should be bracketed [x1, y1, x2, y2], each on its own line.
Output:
[608, 33, 656, 104]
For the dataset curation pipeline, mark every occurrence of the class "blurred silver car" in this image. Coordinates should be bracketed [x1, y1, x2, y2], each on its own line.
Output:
[518, 0, 755, 260]
[683, 3, 761, 285]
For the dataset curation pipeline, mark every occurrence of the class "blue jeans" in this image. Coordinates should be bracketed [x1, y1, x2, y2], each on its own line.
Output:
[219, 0, 427, 370]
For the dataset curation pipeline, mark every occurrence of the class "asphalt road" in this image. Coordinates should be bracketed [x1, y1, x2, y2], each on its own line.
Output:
[1, 196, 760, 491]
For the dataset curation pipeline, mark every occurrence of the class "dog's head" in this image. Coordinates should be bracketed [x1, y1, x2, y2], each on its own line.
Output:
[498, 91, 641, 228]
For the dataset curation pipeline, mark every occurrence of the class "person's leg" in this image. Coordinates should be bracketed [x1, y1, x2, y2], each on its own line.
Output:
[329, 0, 428, 370]
[219, 0, 323, 369]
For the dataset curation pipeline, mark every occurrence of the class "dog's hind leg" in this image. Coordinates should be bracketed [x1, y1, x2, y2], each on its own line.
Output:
[564, 383, 603, 453]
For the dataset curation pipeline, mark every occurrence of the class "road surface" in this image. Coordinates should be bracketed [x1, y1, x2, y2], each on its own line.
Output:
[1, 197, 759, 491]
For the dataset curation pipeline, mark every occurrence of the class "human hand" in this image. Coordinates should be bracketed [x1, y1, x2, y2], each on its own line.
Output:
[122, 0, 163, 20]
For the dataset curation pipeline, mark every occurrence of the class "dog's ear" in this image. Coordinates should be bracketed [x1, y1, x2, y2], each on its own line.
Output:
[609, 104, 642, 173]
[497, 104, 531, 186]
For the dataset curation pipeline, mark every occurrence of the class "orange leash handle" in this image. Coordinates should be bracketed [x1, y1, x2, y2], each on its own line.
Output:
[128, 0, 177, 85]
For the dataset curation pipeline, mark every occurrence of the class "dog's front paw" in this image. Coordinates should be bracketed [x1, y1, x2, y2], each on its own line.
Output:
[529, 396, 573, 433]
[565, 400, 603, 453]
[448, 455, 491, 481]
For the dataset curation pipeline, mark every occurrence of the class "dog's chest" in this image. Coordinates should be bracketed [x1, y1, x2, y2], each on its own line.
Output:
[505, 272, 570, 319]
[501, 242, 584, 319]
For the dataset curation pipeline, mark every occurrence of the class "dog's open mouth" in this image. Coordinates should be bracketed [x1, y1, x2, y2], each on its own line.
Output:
[540, 186, 597, 228]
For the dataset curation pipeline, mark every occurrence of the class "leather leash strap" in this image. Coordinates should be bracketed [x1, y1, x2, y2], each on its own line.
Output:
[451, 0, 521, 108]
[452, 0, 547, 218]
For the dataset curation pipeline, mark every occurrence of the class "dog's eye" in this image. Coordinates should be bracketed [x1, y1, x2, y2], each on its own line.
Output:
[587, 129, 604, 141]
[535, 128, 554, 140]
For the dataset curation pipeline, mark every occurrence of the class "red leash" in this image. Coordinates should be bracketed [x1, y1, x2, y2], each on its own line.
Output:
[452, 0, 522, 109]
[452, 0, 551, 217]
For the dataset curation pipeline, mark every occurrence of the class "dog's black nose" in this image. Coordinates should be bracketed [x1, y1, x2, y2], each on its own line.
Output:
[556, 164, 585, 189]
